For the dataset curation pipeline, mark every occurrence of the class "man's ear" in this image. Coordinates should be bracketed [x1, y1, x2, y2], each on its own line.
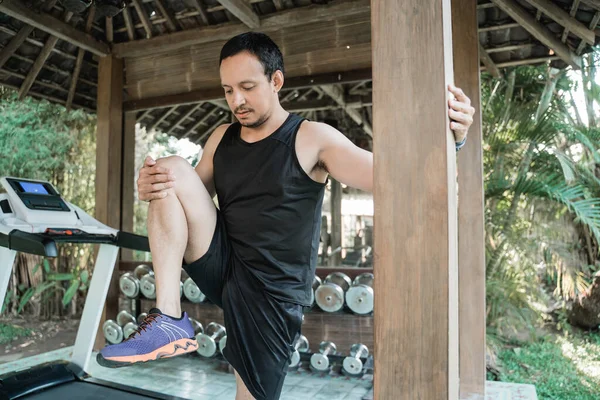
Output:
[271, 70, 284, 93]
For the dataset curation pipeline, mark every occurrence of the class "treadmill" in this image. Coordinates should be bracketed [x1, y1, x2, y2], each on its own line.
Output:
[0, 177, 185, 399]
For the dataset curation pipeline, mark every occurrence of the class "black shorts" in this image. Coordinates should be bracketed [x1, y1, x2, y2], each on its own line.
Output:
[183, 211, 303, 400]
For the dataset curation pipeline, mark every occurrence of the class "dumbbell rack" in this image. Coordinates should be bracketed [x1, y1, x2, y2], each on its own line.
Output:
[118, 261, 374, 371]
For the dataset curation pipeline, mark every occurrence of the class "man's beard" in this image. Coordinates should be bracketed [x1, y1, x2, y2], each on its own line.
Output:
[240, 112, 269, 129]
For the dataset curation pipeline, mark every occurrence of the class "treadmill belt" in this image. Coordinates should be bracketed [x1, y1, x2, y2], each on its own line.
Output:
[26, 381, 154, 399]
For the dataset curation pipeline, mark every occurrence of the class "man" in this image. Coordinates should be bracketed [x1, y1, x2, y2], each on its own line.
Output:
[98, 32, 475, 400]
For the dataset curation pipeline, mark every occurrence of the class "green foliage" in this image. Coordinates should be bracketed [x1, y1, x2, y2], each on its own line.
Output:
[0, 91, 97, 316]
[497, 332, 600, 399]
[0, 323, 32, 345]
[481, 61, 600, 336]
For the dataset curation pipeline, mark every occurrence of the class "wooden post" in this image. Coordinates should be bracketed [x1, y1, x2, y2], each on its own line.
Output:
[121, 111, 137, 262]
[372, 0, 459, 399]
[94, 55, 124, 350]
[452, 0, 486, 398]
[330, 178, 342, 266]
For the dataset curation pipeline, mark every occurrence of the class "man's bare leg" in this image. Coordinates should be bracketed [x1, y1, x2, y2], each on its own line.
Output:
[235, 371, 256, 400]
[147, 155, 217, 317]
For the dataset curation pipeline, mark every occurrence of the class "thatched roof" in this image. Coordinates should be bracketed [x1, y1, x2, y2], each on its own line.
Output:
[1, 0, 599, 145]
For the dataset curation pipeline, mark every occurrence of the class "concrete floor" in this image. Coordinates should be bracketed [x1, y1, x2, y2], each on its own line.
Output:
[0, 346, 537, 399]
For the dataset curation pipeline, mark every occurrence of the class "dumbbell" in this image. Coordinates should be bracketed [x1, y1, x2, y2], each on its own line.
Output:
[196, 322, 226, 357]
[140, 273, 184, 299]
[119, 264, 152, 299]
[315, 272, 351, 312]
[183, 277, 207, 303]
[102, 310, 136, 344]
[189, 317, 204, 335]
[309, 276, 322, 307]
[310, 341, 337, 372]
[342, 343, 369, 376]
[289, 335, 309, 368]
[345, 273, 374, 315]
[219, 335, 227, 355]
[137, 312, 147, 324]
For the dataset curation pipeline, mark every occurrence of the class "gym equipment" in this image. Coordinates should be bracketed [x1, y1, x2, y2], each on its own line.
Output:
[123, 322, 138, 339]
[342, 343, 369, 376]
[0, 177, 182, 399]
[345, 273, 374, 315]
[183, 277, 207, 303]
[196, 322, 226, 358]
[289, 335, 309, 368]
[309, 276, 322, 307]
[310, 341, 337, 372]
[218, 335, 227, 355]
[189, 317, 204, 335]
[139, 274, 183, 299]
[102, 318, 126, 345]
[119, 264, 152, 299]
[139, 271, 156, 299]
[315, 272, 351, 312]
[137, 312, 148, 324]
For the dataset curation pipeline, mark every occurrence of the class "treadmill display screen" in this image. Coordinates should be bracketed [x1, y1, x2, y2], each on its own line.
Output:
[19, 181, 49, 195]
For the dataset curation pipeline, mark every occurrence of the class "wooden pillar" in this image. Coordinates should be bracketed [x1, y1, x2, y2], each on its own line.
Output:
[94, 55, 124, 350]
[120, 111, 137, 262]
[330, 178, 342, 266]
[452, 0, 486, 398]
[372, 0, 459, 399]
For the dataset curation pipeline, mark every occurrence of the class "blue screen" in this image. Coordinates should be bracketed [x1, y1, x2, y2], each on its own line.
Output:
[19, 182, 49, 195]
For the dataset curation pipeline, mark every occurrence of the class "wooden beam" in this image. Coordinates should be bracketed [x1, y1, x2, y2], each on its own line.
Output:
[272, 0, 284, 10]
[577, 11, 600, 54]
[485, 43, 535, 53]
[478, 42, 502, 78]
[478, 22, 520, 32]
[191, 0, 211, 25]
[150, 106, 178, 131]
[372, 0, 459, 398]
[121, 111, 137, 261]
[0, 0, 110, 57]
[122, 4, 136, 40]
[94, 55, 124, 351]
[0, 0, 58, 70]
[0, 26, 34, 70]
[167, 103, 204, 134]
[561, 0, 581, 42]
[18, 12, 74, 100]
[453, 0, 486, 398]
[113, 0, 370, 58]
[329, 177, 342, 266]
[216, 0, 260, 28]
[106, 17, 113, 43]
[124, 68, 372, 111]
[67, 6, 96, 111]
[131, 0, 153, 39]
[182, 107, 218, 139]
[491, 0, 581, 69]
[524, 0, 595, 43]
[319, 85, 373, 136]
[154, 0, 178, 32]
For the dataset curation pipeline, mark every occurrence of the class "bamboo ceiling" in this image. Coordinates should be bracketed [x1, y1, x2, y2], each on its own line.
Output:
[0, 0, 599, 145]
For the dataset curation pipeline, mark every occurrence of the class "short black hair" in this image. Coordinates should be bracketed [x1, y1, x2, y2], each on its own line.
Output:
[219, 32, 285, 79]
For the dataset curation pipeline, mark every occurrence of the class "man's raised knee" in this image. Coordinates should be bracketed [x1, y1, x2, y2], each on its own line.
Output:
[155, 155, 193, 175]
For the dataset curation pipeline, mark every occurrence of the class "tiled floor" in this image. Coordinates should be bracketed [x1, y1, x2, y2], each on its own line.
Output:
[0, 346, 537, 400]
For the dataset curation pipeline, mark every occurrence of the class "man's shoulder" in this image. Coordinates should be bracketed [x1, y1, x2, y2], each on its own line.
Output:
[204, 123, 233, 152]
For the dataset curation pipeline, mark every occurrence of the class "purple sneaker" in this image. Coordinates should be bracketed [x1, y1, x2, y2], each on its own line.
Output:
[97, 308, 198, 368]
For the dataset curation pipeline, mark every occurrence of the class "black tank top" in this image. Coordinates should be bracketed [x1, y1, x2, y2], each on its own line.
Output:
[213, 113, 326, 306]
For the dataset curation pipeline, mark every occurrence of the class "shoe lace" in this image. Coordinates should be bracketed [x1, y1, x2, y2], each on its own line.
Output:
[126, 313, 160, 340]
